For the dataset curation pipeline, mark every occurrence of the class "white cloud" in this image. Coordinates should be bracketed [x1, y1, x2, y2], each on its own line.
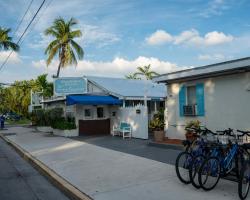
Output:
[145, 30, 173, 45]
[174, 29, 199, 45]
[199, 0, 229, 18]
[146, 29, 234, 46]
[32, 56, 181, 78]
[203, 31, 233, 45]
[0, 51, 21, 64]
[81, 24, 120, 47]
[198, 54, 224, 61]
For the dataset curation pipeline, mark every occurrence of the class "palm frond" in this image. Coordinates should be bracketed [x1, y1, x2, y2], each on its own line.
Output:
[70, 30, 82, 38]
[71, 40, 84, 59]
[46, 45, 60, 65]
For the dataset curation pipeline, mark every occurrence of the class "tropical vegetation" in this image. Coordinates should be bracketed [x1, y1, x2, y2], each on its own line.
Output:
[0, 27, 19, 51]
[0, 74, 53, 118]
[31, 107, 76, 130]
[125, 64, 159, 80]
[149, 109, 165, 131]
[44, 17, 84, 77]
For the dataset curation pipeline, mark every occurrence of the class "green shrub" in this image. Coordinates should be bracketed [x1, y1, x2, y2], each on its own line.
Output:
[31, 109, 48, 126]
[149, 109, 165, 131]
[51, 117, 76, 130]
[49, 107, 63, 122]
[31, 107, 63, 126]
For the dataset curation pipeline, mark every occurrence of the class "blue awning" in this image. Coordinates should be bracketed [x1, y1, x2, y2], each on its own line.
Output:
[66, 95, 122, 106]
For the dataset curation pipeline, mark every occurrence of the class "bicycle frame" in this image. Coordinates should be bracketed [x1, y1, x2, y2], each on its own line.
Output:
[222, 144, 238, 170]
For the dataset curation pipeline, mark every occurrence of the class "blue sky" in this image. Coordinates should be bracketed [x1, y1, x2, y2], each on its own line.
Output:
[1, 0, 250, 82]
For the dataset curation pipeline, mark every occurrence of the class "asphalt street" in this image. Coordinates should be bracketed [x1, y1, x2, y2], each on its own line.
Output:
[0, 136, 70, 200]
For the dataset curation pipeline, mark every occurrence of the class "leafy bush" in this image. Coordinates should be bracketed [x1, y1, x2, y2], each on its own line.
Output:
[49, 107, 63, 122]
[51, 117, 76, 130]
[185, 120, 201, 131]
[31, 109, 47, 126]
[149, 109, 165, 131]
[31, 107, 63, 126]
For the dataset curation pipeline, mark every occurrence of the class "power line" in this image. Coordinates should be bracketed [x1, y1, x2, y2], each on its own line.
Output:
[13, 0, 34, 37]
[20, 0, 54, 45]
[0, 0, 46, 73]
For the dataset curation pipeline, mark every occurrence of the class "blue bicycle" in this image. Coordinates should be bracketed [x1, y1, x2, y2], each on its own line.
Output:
[175, 127, 215, 184]
[198, 129, 249, 191]
[189, 129, 227, 189]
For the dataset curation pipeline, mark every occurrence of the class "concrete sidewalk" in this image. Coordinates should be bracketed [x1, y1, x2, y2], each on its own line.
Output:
[0, 127, 240, 200]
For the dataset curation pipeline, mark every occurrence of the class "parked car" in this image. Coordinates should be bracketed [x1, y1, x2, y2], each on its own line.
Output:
[4, 112, 22, 121]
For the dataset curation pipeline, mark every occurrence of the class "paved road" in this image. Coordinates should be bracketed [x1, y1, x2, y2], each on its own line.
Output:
[73, 135, 181, 165]
[1, 127, 240, 200]
[0, 137, 70, 200]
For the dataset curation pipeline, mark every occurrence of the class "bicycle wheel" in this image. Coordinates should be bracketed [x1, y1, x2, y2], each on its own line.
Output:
[198, 157, 221, 191]
[175, 152, 193, 184]
[238, 162, 250, 200]
[189, 154, 205, 188]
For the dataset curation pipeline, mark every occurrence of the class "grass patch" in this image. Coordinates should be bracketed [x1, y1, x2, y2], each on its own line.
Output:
[6, 118, 31, 125]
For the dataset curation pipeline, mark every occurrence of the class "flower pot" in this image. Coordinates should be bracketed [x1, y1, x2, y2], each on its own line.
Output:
[53, 129, 78, 137]
[36, 126, 53, 133]
[154, 130, 165, 142]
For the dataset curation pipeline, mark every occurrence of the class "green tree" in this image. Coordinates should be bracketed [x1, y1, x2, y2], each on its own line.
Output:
[0, 74, 53, 117]
[0, 27, 19, 51]
[125, 73, 141, 80]
[134, 64, 159, 80]
[35, 74, 53, 97]
[44, 17, 84, 77]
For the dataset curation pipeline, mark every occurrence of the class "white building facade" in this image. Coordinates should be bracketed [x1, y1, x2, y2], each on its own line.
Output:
[43, 76, 166, 139]
[154, 57, 250, 140]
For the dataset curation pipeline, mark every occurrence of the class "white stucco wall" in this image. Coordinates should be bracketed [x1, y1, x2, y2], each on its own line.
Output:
[111, 105, 148, 139]
[167, 72, 250, 139]
[74, 105, 110, 127]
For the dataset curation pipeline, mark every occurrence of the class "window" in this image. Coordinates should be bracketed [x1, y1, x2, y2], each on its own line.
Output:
[179, 83, 205, 117]
[84, 109, 91, 117]
[97, 107, 104, 118]
[187, 86, 196, 105]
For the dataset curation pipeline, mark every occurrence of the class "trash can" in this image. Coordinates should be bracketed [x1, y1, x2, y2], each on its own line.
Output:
[0, 116, 5, 129]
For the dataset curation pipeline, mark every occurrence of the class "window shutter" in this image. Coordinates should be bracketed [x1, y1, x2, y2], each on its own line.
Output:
[196, 83, 205, 116]
[179, 85, 186, 116]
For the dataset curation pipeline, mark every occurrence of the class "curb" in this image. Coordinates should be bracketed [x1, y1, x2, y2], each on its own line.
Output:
[0, 133, 93, 200]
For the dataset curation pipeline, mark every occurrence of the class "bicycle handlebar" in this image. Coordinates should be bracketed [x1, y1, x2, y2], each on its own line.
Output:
[237, 130, 250, 137]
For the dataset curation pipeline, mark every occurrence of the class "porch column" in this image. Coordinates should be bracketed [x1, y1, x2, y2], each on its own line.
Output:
[154, 101, 157, 112]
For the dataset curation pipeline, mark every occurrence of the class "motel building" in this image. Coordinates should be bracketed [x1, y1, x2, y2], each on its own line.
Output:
[154, 57, 250, 140]
[41, 76, 166, 139]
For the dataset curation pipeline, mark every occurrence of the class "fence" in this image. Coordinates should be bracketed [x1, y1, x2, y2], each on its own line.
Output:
[111, 105, 148, 139]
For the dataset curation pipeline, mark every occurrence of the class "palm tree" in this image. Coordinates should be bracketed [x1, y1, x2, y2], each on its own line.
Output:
[0, 27, 19, 51]
[44, 17, 84, 78]
[134, 64, 159, 80]
[35, 74, 53, 97]
[125, 73, 141, 80]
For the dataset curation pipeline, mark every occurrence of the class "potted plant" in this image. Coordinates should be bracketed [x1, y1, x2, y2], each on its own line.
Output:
[149, 109, 165, 142]
[185, 120, 201, 141]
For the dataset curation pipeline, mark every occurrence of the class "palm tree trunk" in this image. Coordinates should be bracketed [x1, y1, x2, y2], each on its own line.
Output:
[56, 45, 65, 78]
[56, 61, 62, 78]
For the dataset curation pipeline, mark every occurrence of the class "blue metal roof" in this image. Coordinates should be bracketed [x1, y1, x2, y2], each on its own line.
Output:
[85, 76, 166, 98]
[66, 95, 122, 106]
